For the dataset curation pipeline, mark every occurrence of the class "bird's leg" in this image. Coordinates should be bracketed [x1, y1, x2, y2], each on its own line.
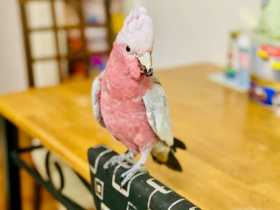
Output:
[121, 146, 151, 186]
[103, 150, 134, 169]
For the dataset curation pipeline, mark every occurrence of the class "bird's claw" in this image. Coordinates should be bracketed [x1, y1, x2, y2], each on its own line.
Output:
[103, 153, 134, 169]
[104, 155, 124, 169]
[121, 164, 145, 186]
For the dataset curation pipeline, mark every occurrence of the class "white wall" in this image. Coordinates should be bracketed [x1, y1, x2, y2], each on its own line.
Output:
[142, 0, 260, 68]
[0, 0, 28, 94]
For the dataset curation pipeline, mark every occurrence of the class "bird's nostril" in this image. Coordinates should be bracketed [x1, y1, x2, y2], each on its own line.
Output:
[147, 69, 153, 76]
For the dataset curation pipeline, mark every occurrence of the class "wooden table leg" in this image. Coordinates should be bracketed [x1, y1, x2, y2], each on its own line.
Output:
[33, 182, 42, 210]
[3, 119, 22, 210]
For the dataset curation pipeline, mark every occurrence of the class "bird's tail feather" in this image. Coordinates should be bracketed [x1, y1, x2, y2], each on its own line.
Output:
[152, 151, 183, 172]
[166, 151, 183, 171]
[172, 137, 187, 151]
[151, 138, 186, 172]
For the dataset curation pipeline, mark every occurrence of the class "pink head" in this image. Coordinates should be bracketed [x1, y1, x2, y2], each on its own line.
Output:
[111, 7, 154, 79]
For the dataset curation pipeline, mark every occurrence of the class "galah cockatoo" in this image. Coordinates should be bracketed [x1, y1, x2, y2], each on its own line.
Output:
[92, 7, 186, 186]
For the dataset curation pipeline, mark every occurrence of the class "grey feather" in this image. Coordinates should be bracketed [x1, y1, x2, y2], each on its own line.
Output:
[92, 72, 105, 127]
[143, 82, 174, 146]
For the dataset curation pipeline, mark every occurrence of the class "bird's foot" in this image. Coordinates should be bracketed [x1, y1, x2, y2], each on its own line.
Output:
[121, 163, 145, 186]
[103, 151, 134, 169]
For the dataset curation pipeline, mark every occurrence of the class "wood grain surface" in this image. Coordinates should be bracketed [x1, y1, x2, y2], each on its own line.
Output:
[0, 64, 280, 210]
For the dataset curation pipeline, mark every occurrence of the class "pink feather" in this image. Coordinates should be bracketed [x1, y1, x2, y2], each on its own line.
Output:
[100, 43, 157, 153]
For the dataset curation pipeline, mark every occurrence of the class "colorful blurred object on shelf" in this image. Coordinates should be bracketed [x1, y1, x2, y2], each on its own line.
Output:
[63, 0, 125, 77]
[221, 0, 280, 112]
[111, 0, 125, 37]
[237, 33, 252, 89]
[258, 0, 280, 38]
[249, 43, 280, 106]
[69, 59, 88, 77]
[249, 0, 280, 109]
[254, 44, 280, 81]
[112, 13, 125, 36]
[224, 31, 252, 90]
[83, 0, 106, 25]
[90, 55, 107, 72]
[225, 31, 239, 78]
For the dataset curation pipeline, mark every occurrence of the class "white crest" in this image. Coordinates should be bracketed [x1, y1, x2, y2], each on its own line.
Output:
[116, 7, 154, 53]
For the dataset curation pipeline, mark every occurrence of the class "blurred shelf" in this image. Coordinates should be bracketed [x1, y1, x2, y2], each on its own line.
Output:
[32, 50, 109, 62]
[28, 23, 107, 32]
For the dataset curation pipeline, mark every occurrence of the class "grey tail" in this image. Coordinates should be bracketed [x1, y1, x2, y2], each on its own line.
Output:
[166, 151, 183, 172]
[151, 137, 186, 172]
[152, 150, 183, 172]
[171, 137, 187, 152]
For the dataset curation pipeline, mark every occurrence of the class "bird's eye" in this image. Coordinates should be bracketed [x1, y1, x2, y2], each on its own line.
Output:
[126, 46, 131, 52]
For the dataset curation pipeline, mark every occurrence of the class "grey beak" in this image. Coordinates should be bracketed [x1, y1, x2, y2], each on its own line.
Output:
[138, 52, 153, 77]
[143, 68, 153, 77]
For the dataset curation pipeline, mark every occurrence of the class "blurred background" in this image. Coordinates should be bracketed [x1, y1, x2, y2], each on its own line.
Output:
[0, 0, 259, 94]
[1, 0, 279, 209]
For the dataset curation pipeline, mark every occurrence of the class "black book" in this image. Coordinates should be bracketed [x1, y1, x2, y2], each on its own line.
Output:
[88, 146, 201, 210]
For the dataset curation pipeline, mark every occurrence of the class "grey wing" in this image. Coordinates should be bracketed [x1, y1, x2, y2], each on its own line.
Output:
[91, 72, 105, 127]
[143, 83, 174, 146]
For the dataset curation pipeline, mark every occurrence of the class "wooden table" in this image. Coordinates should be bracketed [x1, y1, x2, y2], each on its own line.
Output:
[1, 64, 280, 210]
